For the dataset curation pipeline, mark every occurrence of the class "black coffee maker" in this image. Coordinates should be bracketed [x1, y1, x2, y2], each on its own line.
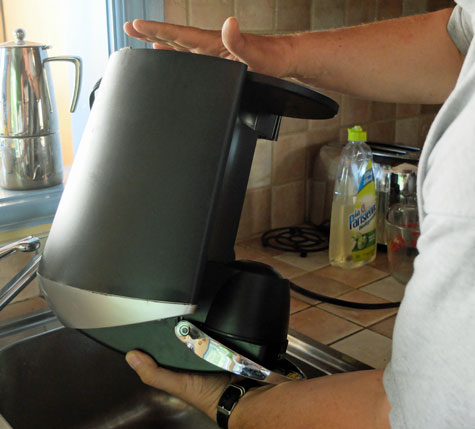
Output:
[38, 49, 337, 383]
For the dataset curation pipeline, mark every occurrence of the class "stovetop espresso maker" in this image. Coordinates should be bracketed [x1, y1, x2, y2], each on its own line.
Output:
[0, 29, 82, 190]
[38, 48, 338, 383]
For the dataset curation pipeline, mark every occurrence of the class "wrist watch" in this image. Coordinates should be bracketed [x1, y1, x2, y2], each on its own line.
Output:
[217, 379, 261, 429]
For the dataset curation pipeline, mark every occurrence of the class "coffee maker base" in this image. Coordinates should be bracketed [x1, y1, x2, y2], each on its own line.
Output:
[0, 134, 63, 190]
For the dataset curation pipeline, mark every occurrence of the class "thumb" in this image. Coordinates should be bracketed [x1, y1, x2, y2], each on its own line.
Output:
[125, 350, 185, 396]
[222, 17, 246, 58]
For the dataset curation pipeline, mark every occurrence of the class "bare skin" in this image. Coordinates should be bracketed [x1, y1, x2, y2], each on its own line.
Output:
[124, 8, 463, 103]
[123, 8, 463, 427]
[126, 350, 390, 428]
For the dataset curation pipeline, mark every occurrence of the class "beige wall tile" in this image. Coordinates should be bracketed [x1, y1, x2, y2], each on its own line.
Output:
[419, 113, 437, 147]
[237, 187, 271, 240]
[396, 103, 421, 118]
[248, 139, 272, 189]
[376, 0, 403, 20]
[164, 0, 188, 25]
[340, 96, 372, 127]
[280, 117, 308, 135]
[312, 0, 345, 30]
[306, 126, 340, 179]
[276, 0, 312, 31]
[426, 0, 453, 11]
[345, 0, 377, 26]
[372, 102, 396, 122]
[271, 181, 306, 228]
[189, 0, 233, 29]
[272, 133, 307, 185]
[420, 104, 442, 114]
[395, 117, 420, 146]
[402, 0, 428, 16]
[236, 0, 275, 31]
[367, 120, 396, 143]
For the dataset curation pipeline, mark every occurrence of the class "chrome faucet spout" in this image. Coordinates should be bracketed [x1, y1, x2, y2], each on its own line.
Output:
[0, 236, 40, 260]
[0, 237, 41, 311]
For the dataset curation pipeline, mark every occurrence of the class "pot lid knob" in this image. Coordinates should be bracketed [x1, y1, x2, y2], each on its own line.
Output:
[14, 28, 26, 45]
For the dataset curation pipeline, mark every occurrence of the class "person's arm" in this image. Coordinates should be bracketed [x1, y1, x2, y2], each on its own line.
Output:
[126, 350, 390, 428]
[124, 8, 463, 104]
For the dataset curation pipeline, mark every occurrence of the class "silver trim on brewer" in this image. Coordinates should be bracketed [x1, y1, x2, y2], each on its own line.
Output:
[175, 320, 305, 384]
[38, 275, 196, 329]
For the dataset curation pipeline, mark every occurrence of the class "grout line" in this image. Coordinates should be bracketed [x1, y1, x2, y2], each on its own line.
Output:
[327, 327, 366, 346]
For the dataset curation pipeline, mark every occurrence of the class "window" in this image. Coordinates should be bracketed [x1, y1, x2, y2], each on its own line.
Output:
[0, 0, 163, 235]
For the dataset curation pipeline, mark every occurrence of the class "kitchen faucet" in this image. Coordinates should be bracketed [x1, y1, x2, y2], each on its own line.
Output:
[0, 236, 41, 311]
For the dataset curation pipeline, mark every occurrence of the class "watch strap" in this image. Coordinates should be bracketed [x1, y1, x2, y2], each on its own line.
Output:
[217, 379, 261, 429]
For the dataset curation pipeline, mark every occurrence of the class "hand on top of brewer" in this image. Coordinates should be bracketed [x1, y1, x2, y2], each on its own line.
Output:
[123, 17, 296, 78]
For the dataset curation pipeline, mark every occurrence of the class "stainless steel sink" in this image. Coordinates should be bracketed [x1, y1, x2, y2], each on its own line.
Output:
[0, 310, 370, 429]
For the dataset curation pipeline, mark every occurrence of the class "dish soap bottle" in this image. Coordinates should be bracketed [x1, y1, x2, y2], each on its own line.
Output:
[329, 125, 377, 268]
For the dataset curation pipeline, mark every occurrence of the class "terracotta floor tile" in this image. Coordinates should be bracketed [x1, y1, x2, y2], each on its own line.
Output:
[273, 250, 330, 272]
[0, 297, 48, 323]
[314, 264, 388, 288]
[318, 290, 398, 327]
[236, 237, 284, 257]
[369, 315, 397, 339]
[369, 249, 391, 273]
[331, 330, 392, 369]
[290, 272, 352, 305]
[260, 257, 306, 279]
[289, 307, 361, 345]
[360, 276, 406, 302]
[290, 297, 311, 314]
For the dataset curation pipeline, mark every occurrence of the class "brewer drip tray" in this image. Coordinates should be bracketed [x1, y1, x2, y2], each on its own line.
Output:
[261, 225, 329, 257]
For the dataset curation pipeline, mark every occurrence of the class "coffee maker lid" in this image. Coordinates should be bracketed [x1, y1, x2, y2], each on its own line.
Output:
[0, 28, 48, 48]
[242, 71, 339, 120]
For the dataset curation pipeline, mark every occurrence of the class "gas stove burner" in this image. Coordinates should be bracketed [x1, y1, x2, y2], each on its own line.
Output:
[261, 225, 329, 257]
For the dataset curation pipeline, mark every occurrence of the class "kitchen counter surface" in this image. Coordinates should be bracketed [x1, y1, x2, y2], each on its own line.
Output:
[235, 238, 402, 369]
[1, 237, 401, 370]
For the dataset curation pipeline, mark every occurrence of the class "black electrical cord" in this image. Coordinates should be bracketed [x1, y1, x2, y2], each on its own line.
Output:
[289, 281, 401, 309]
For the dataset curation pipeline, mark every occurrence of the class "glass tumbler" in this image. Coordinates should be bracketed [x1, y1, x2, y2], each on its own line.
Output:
[385, 204, 420, 285]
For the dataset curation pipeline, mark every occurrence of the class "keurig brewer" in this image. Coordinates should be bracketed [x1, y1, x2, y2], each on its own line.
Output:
[38, 49, 338, 383]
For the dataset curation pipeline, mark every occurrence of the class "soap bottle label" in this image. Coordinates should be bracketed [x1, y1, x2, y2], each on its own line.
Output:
[349, 161, 377, 262]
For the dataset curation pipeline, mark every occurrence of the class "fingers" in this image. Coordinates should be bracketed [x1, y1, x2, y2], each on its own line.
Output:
[124, 19, 224, 56]
[126, 350, 233, 420]
[125, 350, 186, 396]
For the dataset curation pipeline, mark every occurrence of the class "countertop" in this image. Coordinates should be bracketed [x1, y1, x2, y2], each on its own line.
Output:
[235, 239, 402, 369]
[1, 238, 401, 370]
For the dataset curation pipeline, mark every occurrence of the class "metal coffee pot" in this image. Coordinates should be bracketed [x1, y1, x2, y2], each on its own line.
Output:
[0, 29, 81, 190]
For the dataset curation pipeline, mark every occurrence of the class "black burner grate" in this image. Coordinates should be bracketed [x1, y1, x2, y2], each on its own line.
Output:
[261, 225, 329, 257]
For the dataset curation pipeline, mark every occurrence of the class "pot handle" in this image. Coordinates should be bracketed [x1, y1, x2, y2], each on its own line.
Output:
[43, 56, 82, 112]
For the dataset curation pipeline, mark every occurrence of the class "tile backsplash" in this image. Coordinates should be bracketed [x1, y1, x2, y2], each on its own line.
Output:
[164, 0, 454, 240]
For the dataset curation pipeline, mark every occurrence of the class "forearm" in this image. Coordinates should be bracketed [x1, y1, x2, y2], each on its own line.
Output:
[286, 8, 464, 104]
[231, 369, 390, 429]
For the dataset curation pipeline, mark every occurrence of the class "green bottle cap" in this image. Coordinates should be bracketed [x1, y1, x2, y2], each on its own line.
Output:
[348, 125, 367, 142]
